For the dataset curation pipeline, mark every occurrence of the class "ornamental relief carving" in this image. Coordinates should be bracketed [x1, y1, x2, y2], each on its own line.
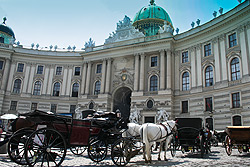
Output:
[226, 46, 241, 57]
[147, 69, 159, 76]
[179, 63, 191, 72]
[112, 68, 134, 90]
[202, 55, 214, 65]
[202, 60, 215, 69]
[226, 51, 241, 63]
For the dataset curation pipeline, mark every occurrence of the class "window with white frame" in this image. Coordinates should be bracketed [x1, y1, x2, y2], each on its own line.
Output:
[52, 82, 60, 96]
[232, 92, 240, 108]
[10, 101, 17, 110]
[74, 67, 80, 76]
[33, 81, 42, 95]
[205, 66, 213, 87]
[229, 33, 237, 48]
[182, 51, 188, 63]
[182, 72, 190, 91]
[37, 65, 44, 74]
[151, 56, 158, 67]
[204, 43, 211, 57]
[94, 81, 101, 95]
[56, 66, 62, 75]
[17, 63, 24, 72]
[13, 79, 22, 94]
[230, 57, 240, 81]
[150, 75, 158, 91]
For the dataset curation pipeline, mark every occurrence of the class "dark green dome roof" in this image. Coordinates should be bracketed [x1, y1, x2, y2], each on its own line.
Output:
[0, 17, 15, 38]
[132, 0, 173, 36]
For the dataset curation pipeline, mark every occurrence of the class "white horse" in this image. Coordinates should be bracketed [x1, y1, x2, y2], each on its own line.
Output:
[140, 120, 176, 163]
[122, 123, 141, 138]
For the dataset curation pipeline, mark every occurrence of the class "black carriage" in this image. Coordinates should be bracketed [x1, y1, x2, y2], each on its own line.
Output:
[171, 118, 211, 157]
[7, 109, 126, 166]
[225, 126, 250, 155]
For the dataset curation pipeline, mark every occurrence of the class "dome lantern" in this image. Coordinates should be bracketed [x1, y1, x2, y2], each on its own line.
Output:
[132, 0, 174, 37]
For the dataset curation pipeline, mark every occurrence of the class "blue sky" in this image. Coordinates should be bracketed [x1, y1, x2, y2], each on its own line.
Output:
[0, 0, 243, 50]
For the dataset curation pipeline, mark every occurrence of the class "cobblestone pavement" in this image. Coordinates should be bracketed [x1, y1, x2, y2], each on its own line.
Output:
[0, 145, 250, 166]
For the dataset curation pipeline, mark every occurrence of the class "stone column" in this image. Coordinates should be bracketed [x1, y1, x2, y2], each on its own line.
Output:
[190, 46, 196, 88]
[6, 63, 16, 92]
[46, 66, 54, 95]
[85, 62, 92, 95]
[105, 59, 112, 94]
[219, 34, 228, 81]
[133, 54, 139, 91]
[238, 26, 249, 76]
[66, 68, 73, 96]
[160, 50, 165, 90]
[1, 58, 11, 91]
[42, 66, 50, 95]
[80, 62, 87, 95]
[213, 37, 221, 83]
[166, 50, 172, 89]
[100, 59, 107, 94]
[246, 23, 250, 73]
[27, 65, 35, 94]
[139, 53, 145, 91]
[61, 67, 68, 96]
[22, 63, 31, 93]
[196, 45, 202, 87]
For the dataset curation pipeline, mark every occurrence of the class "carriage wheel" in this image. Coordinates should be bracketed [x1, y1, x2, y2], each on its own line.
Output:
[88, 137, 107, 162]
[7, 128, 34, 165]
[170, 138, 177, 157]
[111, 138, 132, 166]
[70, 146, 86, 155]
[225, 135, 232, 156]
[25, 128, 67, 167]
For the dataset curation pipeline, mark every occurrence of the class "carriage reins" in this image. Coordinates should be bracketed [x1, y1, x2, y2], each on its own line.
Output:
[149, 122, 175, 142]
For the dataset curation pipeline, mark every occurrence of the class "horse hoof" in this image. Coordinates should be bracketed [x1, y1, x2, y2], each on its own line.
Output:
[158, 158, 161, 161]
[164, 159, 168, 161]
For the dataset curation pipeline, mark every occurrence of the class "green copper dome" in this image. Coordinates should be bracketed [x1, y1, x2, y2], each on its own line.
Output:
[132, 0, 174, 36]
[0, 17, 15, 38]
[0, 17, 15, 44]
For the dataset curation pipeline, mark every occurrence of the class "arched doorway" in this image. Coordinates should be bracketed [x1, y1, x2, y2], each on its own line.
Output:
[113, 87, 132, 119]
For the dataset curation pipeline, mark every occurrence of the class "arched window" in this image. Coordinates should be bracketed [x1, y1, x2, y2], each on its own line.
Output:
[13, 79, 22, 94]
[232, 115, 242, 126]
[53, 82, 60, 96]
[150, 75, 158, 91]
[205, 66, 213, 87]
[33, 81, 41, 95]
[94, 81, 101, 95]
[72, 83, 79, 97]
[182, 72, 190, 91]
[231, 57, 240, 81]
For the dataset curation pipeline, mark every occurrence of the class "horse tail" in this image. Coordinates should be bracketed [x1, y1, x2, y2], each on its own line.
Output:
[141, 124, 151, 161]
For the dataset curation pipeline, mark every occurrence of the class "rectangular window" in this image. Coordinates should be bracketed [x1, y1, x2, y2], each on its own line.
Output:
[182, 101, 188, 113]
[151, 56, 158, 67]
[70, 105, 76, 113]
[51, 104, 57, 113]
[96, 64, 102, 73]
[56, 66, 62, 75]
[229, 33, 237, 48]
[182, 51, 188, 63]
[10, 101, 17, 110]
[17, 63, 24, 72]
[205, 97, 213, 112]
[204, 44, 211, 57]
[0, 61, 4, 70]
[232, 92, 240, 108]
[31, 103, 38, 111]
[74, 67, 80, 76]
[37, 65, 44, 74]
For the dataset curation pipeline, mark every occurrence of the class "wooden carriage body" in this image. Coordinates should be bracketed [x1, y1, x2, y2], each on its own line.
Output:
[225, 126, 250, 144]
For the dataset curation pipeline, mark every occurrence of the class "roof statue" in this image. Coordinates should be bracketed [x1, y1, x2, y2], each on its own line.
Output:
[3, 17, 7, 24]
[150, 0, 155, 5]
[84, 38, 95, 52]
[158, 21, 174, 35]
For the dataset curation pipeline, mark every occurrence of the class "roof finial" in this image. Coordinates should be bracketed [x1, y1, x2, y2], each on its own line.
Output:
[3, 17, 7, 24]
[150, 0, 155, 5]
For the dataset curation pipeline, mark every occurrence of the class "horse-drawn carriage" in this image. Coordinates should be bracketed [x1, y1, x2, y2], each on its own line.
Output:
[171, 118, 211, 157]
[7, 109, 127, 166]
[225, 126, 250, 155]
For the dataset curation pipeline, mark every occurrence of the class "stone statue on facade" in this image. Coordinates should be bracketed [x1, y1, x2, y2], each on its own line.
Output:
[129, 106, 141, 124]
[158, 21, 174, 34]
[156, 109, 169, 123]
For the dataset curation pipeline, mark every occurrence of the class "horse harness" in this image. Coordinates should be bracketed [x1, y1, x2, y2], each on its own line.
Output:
[149, 122, 175, 142]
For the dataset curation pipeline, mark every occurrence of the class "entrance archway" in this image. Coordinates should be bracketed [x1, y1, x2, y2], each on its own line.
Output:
[113, 87, 132, 119]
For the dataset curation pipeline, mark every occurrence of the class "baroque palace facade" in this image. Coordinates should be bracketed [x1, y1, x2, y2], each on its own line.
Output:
[0, 0, 250, 130]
